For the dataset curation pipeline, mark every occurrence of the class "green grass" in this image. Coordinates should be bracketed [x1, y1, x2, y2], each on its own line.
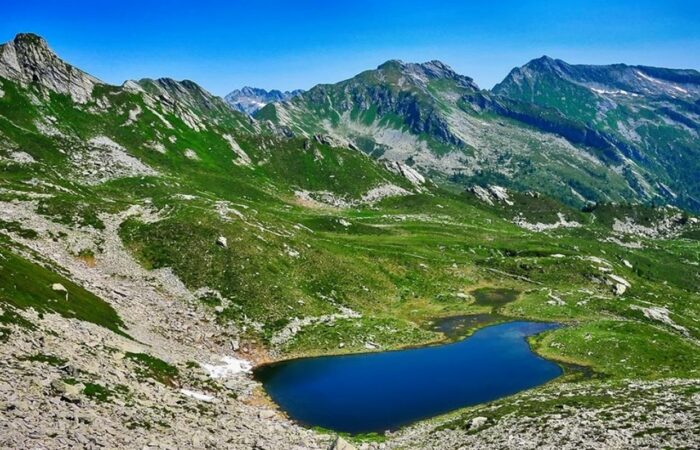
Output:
[82, 382, 114, 402]
[0, 220, 39, 239]
[284, 317, 439, 355]
[0, 243, 126, 335]
[20, 353, 68, 366]
[125, 352, 179, 386]
[532, 320, 700, 379]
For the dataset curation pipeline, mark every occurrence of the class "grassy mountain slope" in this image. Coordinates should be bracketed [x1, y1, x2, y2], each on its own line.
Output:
[494, 56, 700, 211]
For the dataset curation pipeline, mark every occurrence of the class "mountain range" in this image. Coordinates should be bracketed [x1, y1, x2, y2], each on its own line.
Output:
[225, 86, 303, 114]
[257, 57, 700, 212]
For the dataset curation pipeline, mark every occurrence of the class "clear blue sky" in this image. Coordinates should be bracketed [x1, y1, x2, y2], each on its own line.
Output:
[2, 1, 699, 96]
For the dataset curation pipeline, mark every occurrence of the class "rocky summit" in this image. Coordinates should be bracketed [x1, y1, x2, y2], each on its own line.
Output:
[0, 32, 699, 450]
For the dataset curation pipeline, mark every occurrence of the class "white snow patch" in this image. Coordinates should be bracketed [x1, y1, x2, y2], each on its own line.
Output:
[635, 70, 663, 85]
[180, 389, 216, 402]
[199, 356, 252, 379]
[671, 85, 688, 94]
[590, 87, 636, 96]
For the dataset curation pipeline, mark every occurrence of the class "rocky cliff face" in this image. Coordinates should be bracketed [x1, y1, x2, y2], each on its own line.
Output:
[135, 77, 246, 131]
[225, 86, 303, 114]
[0, 33, 101, 103]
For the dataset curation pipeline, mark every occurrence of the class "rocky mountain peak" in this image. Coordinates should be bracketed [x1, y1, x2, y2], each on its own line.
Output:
[375, 59, 478, 90]
[0, 33, 101, 103]
[376, 59, 405, 70]
[419, 59, 459, 77]
[530, 55, 557, 65]
[13, 33, 50, 51]
[518, 55, 568, 77]
[138, 77, 229, 116]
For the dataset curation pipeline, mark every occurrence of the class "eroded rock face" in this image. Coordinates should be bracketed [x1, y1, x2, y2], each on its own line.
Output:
[0, 33, 101, 103]
[383, 161, 426, 186]
[469, 185, 513, 206]
[70, 136, 158, 184]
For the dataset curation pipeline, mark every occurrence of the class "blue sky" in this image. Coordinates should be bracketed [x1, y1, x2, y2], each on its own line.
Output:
[2, 1, 699, 96]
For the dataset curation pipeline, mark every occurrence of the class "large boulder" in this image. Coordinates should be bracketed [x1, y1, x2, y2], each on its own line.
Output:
[331, 436, 357, 450]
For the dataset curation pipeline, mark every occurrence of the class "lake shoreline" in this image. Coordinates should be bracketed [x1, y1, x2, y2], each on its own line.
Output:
[255, 320, 565, 434]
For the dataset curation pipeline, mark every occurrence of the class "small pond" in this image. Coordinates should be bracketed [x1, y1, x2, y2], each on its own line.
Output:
[428, 313, 504, 339]
[255, 321, 561, 434]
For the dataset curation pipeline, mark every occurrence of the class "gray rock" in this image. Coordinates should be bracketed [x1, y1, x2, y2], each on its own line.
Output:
[331, 436, 357, 450]
[258, 410, 276, 420]
[51, 283, 67, 293]
[468, 416, 488, 430]
[0, 33, 101, 103]
[50, 379, 83, 403]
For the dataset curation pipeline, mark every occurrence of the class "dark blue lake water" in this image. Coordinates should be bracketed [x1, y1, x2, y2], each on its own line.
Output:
[255, 321, 562, 434]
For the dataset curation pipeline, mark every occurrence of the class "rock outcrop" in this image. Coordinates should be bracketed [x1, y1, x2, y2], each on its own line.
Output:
[0, 33, 101, 103]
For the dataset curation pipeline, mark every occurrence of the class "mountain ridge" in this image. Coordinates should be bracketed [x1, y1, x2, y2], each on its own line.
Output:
[5, 32, 699, 210]
[225, 86, 304, 114]
[257, 54, 700, 211]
